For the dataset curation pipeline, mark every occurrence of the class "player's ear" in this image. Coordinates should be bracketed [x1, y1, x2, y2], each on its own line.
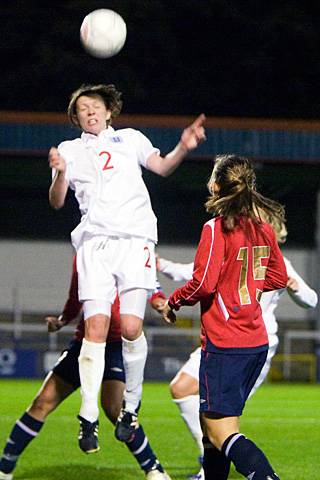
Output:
[72, 113, 80, 128]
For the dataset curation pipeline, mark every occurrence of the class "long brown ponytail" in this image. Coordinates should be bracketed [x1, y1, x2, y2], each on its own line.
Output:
[205, 154, 285, 231]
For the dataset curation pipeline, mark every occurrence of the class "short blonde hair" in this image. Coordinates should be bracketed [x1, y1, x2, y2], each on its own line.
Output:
[256, 207, 287, 243]
[271, 218, 288, 243]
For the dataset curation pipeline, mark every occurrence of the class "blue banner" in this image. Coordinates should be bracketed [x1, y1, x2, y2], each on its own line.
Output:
[0, 348, 38, 378]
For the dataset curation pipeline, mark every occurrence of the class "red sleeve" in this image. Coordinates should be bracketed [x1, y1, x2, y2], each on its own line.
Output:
[168, 219, 225, 309]
[149, 290, 167, 304]
[61, 256, 82, 324]
[263, 227, 288, 291]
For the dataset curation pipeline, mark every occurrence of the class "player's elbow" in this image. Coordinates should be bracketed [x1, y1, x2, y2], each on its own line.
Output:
[158, 161, 178, 177]
[147, 157, 175, 177]
[49, 195, 64, 210]
[49, 188, 66, 210]
[152, 165, 171, 177]
[159, 168, 173, 178]
[51, 203, 64, 210]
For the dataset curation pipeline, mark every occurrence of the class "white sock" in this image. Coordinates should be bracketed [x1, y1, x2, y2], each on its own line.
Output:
[78, 339, 106, 422]
[173, 395, 204, 455]
[122, 332, 148, 413]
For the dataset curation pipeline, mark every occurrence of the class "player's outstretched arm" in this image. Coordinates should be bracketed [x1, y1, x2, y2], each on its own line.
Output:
[157, 257, 194, 282]
[146, 114, 206, 177]
[285, 260, 318, 308]
[48, 147, 69, 209]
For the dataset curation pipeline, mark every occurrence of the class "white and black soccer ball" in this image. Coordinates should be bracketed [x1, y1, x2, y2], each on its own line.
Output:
[80, 9, 127, 59]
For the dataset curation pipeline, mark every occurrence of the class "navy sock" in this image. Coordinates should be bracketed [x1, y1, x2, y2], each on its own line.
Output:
[125, 424, 162, 473]
[0, 412, 43, 474]
[222, 433, 280, 480]
[203, 436, 230, 480]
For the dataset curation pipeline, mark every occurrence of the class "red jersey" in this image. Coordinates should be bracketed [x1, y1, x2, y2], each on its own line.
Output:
[169, 217, 287, 351]
[62, 256, 121, 343]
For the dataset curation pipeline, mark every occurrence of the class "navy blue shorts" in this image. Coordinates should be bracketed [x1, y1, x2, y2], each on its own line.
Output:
[199, 349, 267, 416]
[52, 339, 125, 388]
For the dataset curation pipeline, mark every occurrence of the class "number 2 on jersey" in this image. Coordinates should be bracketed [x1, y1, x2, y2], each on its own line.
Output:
[237, 246, 270, 305]
[99, 151, 114, 170]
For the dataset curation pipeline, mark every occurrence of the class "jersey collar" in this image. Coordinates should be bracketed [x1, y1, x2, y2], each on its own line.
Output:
[81, 126, 115, 145]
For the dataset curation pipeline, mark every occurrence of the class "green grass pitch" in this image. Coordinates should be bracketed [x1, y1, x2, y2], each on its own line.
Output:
[0, 380, 319, 479]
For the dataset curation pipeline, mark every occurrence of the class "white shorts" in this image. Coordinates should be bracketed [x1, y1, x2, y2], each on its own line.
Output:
[179, 347, 201, 380]
[76, 235, 156, 303]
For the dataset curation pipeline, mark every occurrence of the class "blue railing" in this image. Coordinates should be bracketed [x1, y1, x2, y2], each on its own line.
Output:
[1, 115, 320, 162]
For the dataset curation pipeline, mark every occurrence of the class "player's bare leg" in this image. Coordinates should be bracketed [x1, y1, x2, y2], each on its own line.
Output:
[101, 379, 125, 424]
[29, 372, 75, 420]
[0, 373, 74, 479]
[78, 312, 110, 453]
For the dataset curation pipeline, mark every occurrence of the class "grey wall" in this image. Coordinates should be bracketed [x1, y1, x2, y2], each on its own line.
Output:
[0, 240, 318, 322]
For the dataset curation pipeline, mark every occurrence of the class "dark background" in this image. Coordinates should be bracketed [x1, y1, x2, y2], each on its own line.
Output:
[1, 1, 320, 246]
[2, 1, 320, 118]
[1, 152, 319, 247]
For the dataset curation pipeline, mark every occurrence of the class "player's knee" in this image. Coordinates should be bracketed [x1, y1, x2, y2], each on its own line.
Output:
[85, 319, 108, 342]
[122, 324, 141, 341]
[170, 379, 184, 399]
[29, 394, 56, 419]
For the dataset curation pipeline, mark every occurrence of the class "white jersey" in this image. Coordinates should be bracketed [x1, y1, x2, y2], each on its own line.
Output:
[260, 257, 318, 335]
[158, 256, 318, 337]
[58, 126, 160, 249]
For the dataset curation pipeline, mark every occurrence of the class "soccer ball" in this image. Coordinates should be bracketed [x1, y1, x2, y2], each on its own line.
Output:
[80, 9, 127, 59]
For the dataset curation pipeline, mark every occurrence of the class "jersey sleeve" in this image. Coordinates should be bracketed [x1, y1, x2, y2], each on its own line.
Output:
[285, 258, 318, 308]
[158, 258, 194, 282]
[148, 277, 167, 303]
[263, 226, 288, 292]
[131, 130, 160, 168]
[61, 256, 82, 323]
[168, 220, 225, 309]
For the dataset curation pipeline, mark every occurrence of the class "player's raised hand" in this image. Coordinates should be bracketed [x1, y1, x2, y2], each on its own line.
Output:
[48, 147, 66, 173]
[180, 113, 206, 151]
[160, 300, 177, 324]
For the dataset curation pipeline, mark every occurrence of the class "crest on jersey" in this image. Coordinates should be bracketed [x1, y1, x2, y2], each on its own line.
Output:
[110, 136, 123, 143]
